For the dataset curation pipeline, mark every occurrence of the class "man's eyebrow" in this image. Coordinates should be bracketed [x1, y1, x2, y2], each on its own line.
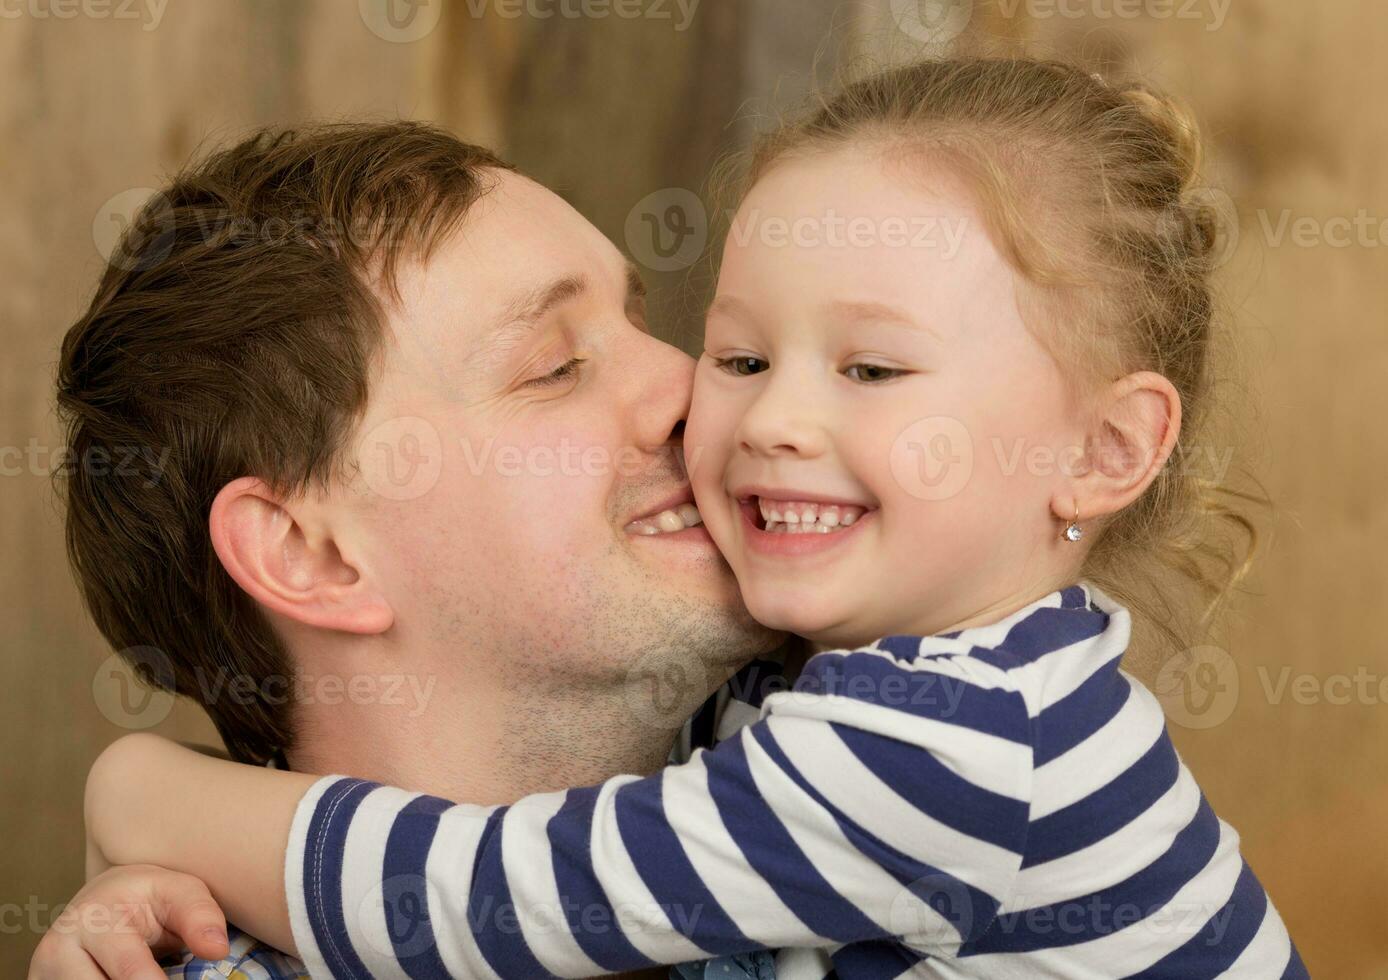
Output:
[625, 261, 647, 301]
[496, 273, 590, 333]
[471, 274, 589, 372]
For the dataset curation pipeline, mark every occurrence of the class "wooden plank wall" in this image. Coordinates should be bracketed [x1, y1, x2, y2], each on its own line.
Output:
[1, 1, 1382, 974]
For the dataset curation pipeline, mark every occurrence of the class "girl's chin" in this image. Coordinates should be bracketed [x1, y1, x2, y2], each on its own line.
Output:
[743, 592, 844, 642]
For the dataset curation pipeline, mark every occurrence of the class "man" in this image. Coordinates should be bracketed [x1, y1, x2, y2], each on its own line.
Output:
[37, 120, 780, 976]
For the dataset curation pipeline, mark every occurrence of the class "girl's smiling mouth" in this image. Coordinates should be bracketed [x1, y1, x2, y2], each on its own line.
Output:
[734, 489, 878, 557]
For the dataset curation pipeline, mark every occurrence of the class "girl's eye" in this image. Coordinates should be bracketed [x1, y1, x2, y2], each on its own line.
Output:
[526, 357, 586, 387]
[714, 355, 770, 377]
[844, 363, 906, 384]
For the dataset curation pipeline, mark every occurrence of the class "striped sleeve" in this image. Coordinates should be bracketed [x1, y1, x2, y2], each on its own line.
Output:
[284, 648, 1036, 979]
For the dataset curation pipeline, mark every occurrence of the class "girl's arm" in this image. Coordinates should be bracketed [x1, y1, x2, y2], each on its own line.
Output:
[85, 732, 317, 956]
[90, 648, 1035, 979]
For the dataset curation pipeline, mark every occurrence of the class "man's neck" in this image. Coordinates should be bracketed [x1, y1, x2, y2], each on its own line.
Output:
[282, 646, 720, 806]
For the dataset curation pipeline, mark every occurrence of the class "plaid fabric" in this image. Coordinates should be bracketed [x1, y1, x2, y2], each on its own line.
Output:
[161, 924, 308, 979]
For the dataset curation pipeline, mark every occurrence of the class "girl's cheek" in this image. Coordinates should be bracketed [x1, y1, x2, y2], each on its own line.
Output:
[686, 379, 740, 467]
[687, 417, 732, 501]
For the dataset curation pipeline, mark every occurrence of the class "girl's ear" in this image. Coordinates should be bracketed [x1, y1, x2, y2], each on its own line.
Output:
[1057, 370, 1183, 525]
[208, 476, 394, 635]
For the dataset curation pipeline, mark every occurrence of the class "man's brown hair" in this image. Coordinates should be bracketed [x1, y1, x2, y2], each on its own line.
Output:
[57, 121, 513, 763]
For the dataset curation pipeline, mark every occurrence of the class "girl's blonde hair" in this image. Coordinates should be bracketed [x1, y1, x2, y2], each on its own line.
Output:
[712, 57, 1267, 658]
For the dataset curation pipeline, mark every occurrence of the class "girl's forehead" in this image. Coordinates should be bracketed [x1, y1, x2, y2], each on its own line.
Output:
[724, 159, 1005, 304]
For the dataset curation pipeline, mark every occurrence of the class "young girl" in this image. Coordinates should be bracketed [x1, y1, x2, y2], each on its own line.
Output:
[54, 58, 1306, 978]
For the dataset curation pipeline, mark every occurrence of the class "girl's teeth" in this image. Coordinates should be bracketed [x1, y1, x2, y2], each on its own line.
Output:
[756, 497, 868, 533]
[765, 522, 836, 534]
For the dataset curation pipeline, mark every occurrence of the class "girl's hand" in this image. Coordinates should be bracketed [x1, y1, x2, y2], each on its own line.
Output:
[27, 864, 229, 980]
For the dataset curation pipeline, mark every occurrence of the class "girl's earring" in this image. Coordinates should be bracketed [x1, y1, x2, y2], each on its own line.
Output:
[1062, 504, 1084, 543]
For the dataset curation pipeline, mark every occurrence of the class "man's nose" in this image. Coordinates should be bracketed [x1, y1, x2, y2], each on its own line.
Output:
[627, 330, 696, 454]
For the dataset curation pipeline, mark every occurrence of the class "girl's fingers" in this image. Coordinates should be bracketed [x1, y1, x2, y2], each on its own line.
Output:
[28, 866, 229, 980]
[81, 931, 169, 980]
[28, 942, 114, 980]
[150, 873, 229, 961]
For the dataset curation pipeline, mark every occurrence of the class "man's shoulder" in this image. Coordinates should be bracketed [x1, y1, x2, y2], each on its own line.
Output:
[161, 924, 309, 979]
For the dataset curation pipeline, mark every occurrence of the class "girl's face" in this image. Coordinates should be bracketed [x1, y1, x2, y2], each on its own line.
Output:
[687, 145, 1089, 648]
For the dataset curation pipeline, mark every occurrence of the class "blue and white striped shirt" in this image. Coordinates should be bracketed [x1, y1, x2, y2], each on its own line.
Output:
[284, 582, 1307, 978]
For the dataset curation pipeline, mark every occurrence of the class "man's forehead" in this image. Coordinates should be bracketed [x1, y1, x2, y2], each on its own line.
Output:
[392, 173, 632, 323]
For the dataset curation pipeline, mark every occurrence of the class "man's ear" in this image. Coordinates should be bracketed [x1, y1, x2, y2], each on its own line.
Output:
[209, 476, 394, 635]
[1056, 370, 1183, 525]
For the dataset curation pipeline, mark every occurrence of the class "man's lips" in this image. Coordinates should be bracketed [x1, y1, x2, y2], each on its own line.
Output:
[628, 488, 695, 523]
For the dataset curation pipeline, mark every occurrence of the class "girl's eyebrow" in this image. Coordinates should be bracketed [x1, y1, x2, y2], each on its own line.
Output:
[705, 294, 757, 324]
[826, 299, 943, 341]
[706, 295, 942, 342]
[827, 299, 919, 328]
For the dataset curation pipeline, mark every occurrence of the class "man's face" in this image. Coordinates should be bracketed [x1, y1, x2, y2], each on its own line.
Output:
[340, 172, 775, 700]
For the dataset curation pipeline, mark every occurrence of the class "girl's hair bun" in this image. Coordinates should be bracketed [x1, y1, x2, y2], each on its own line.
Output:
[1121, 85, 1219, 261]
[1120, 86, 1205, 196]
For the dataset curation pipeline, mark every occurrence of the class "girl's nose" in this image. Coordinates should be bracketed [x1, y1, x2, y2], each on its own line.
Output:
[735, 378, 831, 459]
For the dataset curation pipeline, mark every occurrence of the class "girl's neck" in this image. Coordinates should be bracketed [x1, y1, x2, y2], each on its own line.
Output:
[801, 575, 1082, 659]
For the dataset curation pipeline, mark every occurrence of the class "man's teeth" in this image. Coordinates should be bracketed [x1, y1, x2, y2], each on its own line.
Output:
[626, 503, 703, 536]
[758, 498, 866, 534]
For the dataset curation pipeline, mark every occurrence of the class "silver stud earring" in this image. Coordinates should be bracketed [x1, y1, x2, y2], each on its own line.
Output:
[1062, 504, 1084, 543]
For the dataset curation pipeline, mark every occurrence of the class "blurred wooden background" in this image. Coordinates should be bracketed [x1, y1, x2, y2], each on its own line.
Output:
[2, 0, 1384, 974]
